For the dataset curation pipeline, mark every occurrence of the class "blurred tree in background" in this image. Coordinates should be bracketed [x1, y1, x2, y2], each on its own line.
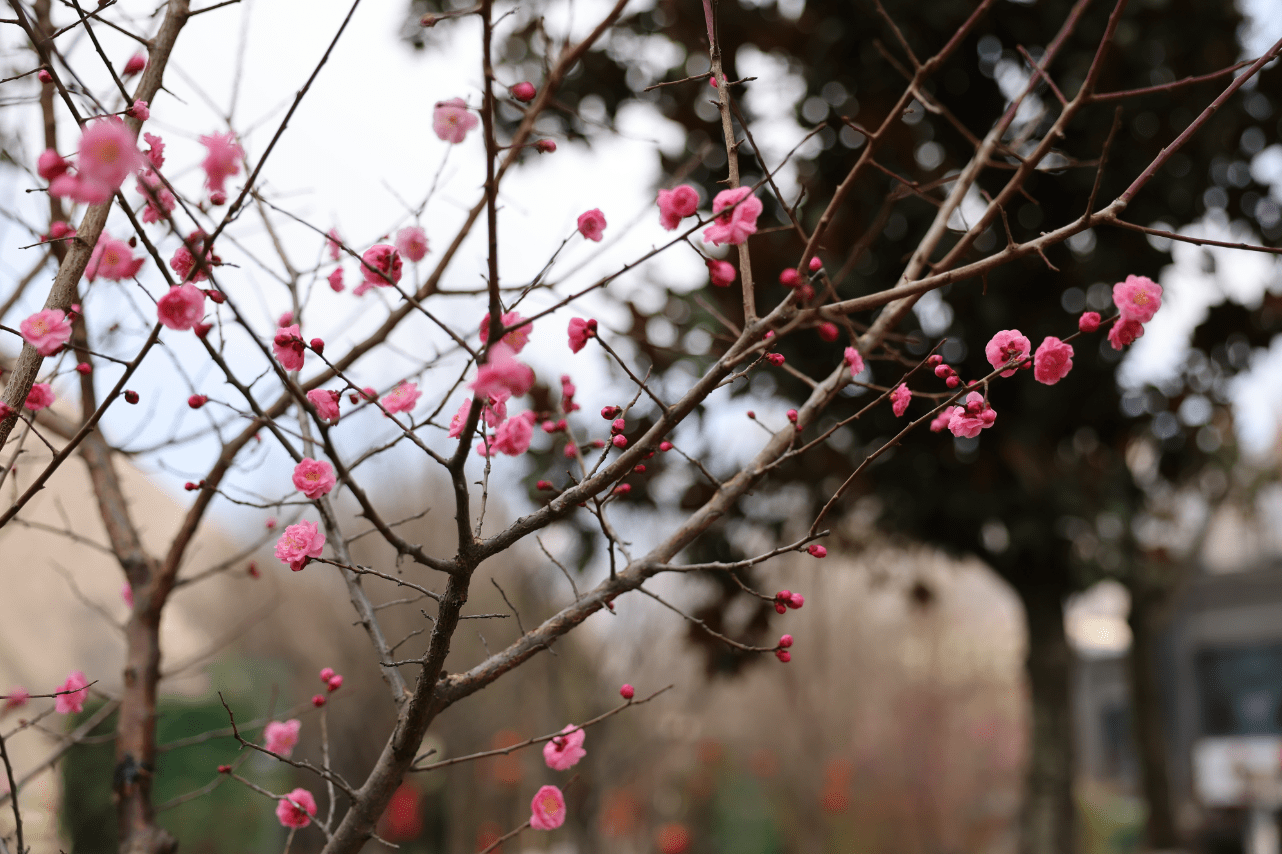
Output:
[406, 0, 1282, 851]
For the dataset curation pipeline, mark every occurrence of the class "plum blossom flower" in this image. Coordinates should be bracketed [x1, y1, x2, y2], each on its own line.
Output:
[1108, 317, 1145, 350]
[327, 268, 344, 292]
[1112, 274, 1162, 324]
[156, 284, 205, 331]
[479, 411, 535, 457]
[844, 347, 865, 378]
[656, 184, 699, 230]
[704, 187, 762, 246]
[707, 259, 736, 287]
[273, 325, 306, 371]
[543, 725, 586, 770]
[292, 458, 336, 500]
[143, 132, 164, 169]
[25, 383, 54, 411]
[450, 397, 507, 438]
[890, 383, 911, 417]
[38, 149, 68, 181]
[123, 52, 146, 76]
[3, 687, 29, 713]
[361, 244, 402, 288]
[307, 389, 341, 423]
[275, 521, 325, 571]
[1033, 337, 1074, 385]
[55, 671, 89, 714]
[577, 209, 607, 242]
[20, 309, 72, 356]
[1079, 311, 1101, 333]
[276, 788, 317, 829]
[479, 311, 531, 353]
[929, 409, 952, 432]
[126, 100, 149, 121]
[49, 117, 143, 204]
[86, 233, 144, 282]
[530, 785, 566, 831]
[984, 329, 1031, 377]
[136, 169, 175, 224]
[170, 232, 216, 283]
[433, 98, 478, 143]
[394, 226, 428, 262]
[199, 131, 243, 195]
[383, 382, 421, 415]
[947, 392, 997, 439]
[472, 343, 534, 400]
[567, 317, 597, 353]
[263, 719, 301, 757]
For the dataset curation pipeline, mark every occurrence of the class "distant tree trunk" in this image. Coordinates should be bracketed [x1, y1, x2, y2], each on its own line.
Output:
[1018, 580, 1077, 854]
[1128, 576, 1180, 849]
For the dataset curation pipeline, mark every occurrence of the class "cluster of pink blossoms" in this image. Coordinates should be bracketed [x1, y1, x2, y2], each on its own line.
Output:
[656, 184, 699, 230]
[1108, 274, 1163, 348]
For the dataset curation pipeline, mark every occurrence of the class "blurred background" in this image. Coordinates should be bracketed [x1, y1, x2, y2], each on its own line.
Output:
[1, 0, 1282, 851]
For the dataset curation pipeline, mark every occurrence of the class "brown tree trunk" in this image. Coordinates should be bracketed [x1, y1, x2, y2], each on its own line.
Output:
[1019, 581, 1077, 854]
[1128, 579, 1179, 849]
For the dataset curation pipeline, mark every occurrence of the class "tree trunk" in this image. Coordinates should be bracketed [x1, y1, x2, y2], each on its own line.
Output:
[1128, 581, 1179, 849]
[1019, 581, 1077, 854]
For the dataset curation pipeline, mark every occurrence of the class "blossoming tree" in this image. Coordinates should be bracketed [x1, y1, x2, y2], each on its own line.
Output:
[0, 0, 1279, 851]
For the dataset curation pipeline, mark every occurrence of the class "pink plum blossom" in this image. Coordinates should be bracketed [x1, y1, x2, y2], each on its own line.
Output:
[273, 325, 306, 371]
[199, 131, 243, 195]
[395, 226, 429, 262]
[543, 725, 586, 770]
[38, 149, 68, 181]
[25, 383, 54, 411]
[383, 382, 421, 415]
[123, 52, 146, 76]
[984, 329, 1031, 377]
[1112, 274, 1162, 324]
[4, 687, 29, 713]
[567, 317, 597, 353]
[890, 383, 911, 417]
[472, 343, 534, 400]
[49, 117, 143, 204]
[433, 98, 478, 143]
[20, 309, 72, 356]
[275, 521, 325, 571]
[276, 788, 317, 829]
[143, 132, 164, 169]
[136, 169, 175, 224]
[1108, 318, 1145, 350]
[307, 389, 341, 423]
[530, 785, 567, 831]
[263, 719, 301, 757]
[1033, 337, 1074, 385]
[86, 233, 144, 282]
[361, 244, 402, 287]
[55, 671, 89, 714]
[844, 347, 865, 378]
[156, 284, 205, 331]
[704, 187, 762, 246]
[479, 411, 535, 457]
[126, 100, 149, 121]
[577, 208, 607, 242]
[947, 392, 997, 439]
[450, 397, 506, 438]
[292, 458, 336, 500]
[479, 311, 531, 353]
[707, 259, 736, 287]
[929, 409, 952, 432]
[170, 231, 215, 283]
[327, 267, 344, 292]
[656, 184, 699, 230]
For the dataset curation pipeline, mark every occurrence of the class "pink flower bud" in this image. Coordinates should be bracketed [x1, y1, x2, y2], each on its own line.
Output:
[798, 284, 815, 302]
[612, 434, 627, 449]
[927, 355, 943, 366]
[311, 694, 326, 707]
[659, 441, 672, 452]
[123, 53, 146, 76]
[775, 650, 792, 663]
[265, 517, 277, 529]
[612, 483, 631, 496]
[601, 405, 621, 419]
[217, 764, 231, 774]
[542, 420, 557, 433]
[327, 675, 343, 692]
[779, 634, 793, 648]
[210, 190, 227, 206]
[779, 268, 801, 287]
[194, 322, 213, 338]
[125, 100, 149, 121]
[634, 464, 646, 473]
[611, 418, 626, 434]
[205, 290, 226, 304]
[511, 82, 537, 102]
[775, 602, 787, 614]
[789, 593, 805, 609]
[816, 322, 838, 342]
[537, 480, 553, 491]
[76, 362, 92, 374]
[319, 667, 334, 682]
[309, 338, 324, 355]
[124, 390, 139, 404]
[188, 394, 208, 409]
[37, 69, 53, 84]
[808, 257, 822, 272]
[807, 544, 827, 558]
[620, 684, 635, 700]
[535, 139, 557, 154]
[1079, 311, 1101, 333]
[786, 409, 798, 422]
[766, 353, 785, 366]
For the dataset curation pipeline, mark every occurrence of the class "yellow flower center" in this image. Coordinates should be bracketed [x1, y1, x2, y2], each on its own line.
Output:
[1133, 292, 1149, 305]
[91, 138, 123, 163]
[30, 320, 48, 336]
[540, 795, 561, 815]
[102, 248, 121, 267]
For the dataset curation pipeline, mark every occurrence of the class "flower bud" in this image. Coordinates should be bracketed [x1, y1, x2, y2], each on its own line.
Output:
[620, 683, 635, 700]
[124, 390, 139, 404]
[188, 394, 208, 409]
